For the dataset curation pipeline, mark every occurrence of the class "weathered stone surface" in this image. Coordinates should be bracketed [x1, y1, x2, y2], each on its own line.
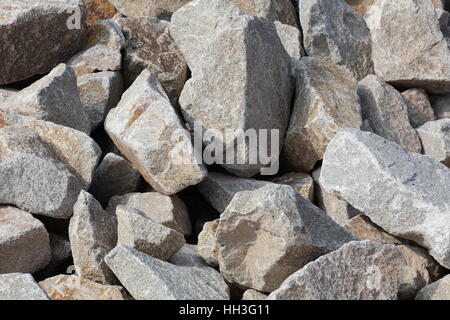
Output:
[0, 127, 83, 219]
[0, 87, 17, 101]
[85, 0, 117, 25]
[217, 184, 355, 292]
[0, 206, 51, 274]
[85, 19, 126, 50]
[282, 57, 362, 172]
[358, 75, 422, 153]
[269, 241, 405, 300]
[416, 275, 450, 300]
[320, 128, 450, 268]
[198, 173, 270, 213]
[345, 0, 375, 16]
[105, 70, 206, 194]
[68, 44, 122, 76]
[109, 0, 191, 20]
[39, 275, 129, 300]
[417, 119, 450, 167]
[242, 290, 268, 300]
[343, 215, 403, 245]
[430, 94, 450, 119]
[117, 206, 185, 260]
[77, 71, 123, 130]
[274, 21, 305, 61]
[4, 64, 91, 134]
[270, 173, 314, 201]
[401, 88, 436, 128]
[89, 153, 141, 206]
[197, 219, 220, 267]
[106, 192, 192, 236]
[0, 273, 49, 300]
[114, 16, 188, 104]
[299, 0, 373, 80]
[365, 0, 450, 93]
[232, 0, 298, 27]
[105, 245, 230, 300]
[0, 0, 87, 85]
[69, 191, 117, 284]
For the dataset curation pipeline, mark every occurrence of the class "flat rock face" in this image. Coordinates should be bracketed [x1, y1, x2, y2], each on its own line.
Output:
[282, 57, 362, 172]
[0, 206, 51, 274]
[4, 64, 91, 134]
[85, 0, 117, 24]
[343, 215, 403, 245]
[430, 94, 450, 119]
[0, 273, 49, 300]
[105, 245, 230, 300]
[0, 127, 83, 219]
[106, 192, 192, 236]
[268, 241, 406, 300]
[358, 75, 422, 153]
[217, 184, 355, 292]
[39, 275, 129, 300]
[299, 0, 373, 80]
[270, 173, 314, 201]
[416, 275, 450, 300]
[320, 128, 450, 268]
[365, 0, 450, 93]
[417, 119, 450, 167]
[231, 0, 298, 27]
[69, 191, 117, 284]
[68, 44, 122, 76]
[109, 0, 191, 20]
[114, 16, 188, 105]
[274, 21, 305, 61]
[117, 206, 185, 260]
[401, 88, 436, 128]
[197, 219, 220, 267]
[0, 0, 87, 85]
[104, 70, 207, 195]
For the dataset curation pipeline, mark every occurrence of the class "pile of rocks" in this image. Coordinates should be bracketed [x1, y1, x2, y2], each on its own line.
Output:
[0, 0, 449, 300]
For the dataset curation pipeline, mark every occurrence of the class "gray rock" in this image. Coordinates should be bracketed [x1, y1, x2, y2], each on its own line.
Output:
[68, 44, 122, 76]
[274, 21, 305, 61]
[104, 70, 207, 195]
[105, 245, 230, 300]
[299, 0, 373, 80]
[0, 0, 87, 85]
[217, 184, 355, 292]
[268, 241, 405, 300]
[269, 173, 314, 201]
[436, 8, 449, 30]
[197, 219, 220, 267]
[415, 275, 450, 300]
[282, 57, 362, 172]
[320, 128, 450, 268]
[0, 273, 49, 300]
[417, 119, 450, 167]
[69, 191, 117, 284]
[232, 0, 298, 27]
[401, 88, 436, 128]
[0, 206, 51, 274]
[85, 19, 126, 51]
[430, 94, 450, 119]
[109, 0, 191, 20]
[0, 127, 83, 219]
[358, 75, 422, 153]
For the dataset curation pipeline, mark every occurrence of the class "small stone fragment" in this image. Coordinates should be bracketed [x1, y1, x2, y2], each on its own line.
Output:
[242, 290, 268, 300]
[68, 44, 122, 76]
[0, 273, 49, 300]
[270, 173, 314, 201]
[401, 88, 436, 128]
[415, 275, 450, 300]
[417, 119, 450, 167]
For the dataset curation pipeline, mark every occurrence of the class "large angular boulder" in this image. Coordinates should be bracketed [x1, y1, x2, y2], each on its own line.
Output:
[105, 70, 207, 195]
[416, 275, 450, 300]
[0, 273, 49, 300]
[109, 0, 191, 20]
[0, 0, 87, 85]
[320, 128, 450, 268]
[417, 119, 450, 167]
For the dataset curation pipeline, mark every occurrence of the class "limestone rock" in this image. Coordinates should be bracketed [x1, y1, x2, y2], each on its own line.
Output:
[416, 275, 450, 300]
[39, 275, 129, 300]
[343, 215, 403, 245]
[417, 119, 450, 167]
[430, 94, 450, 119]
[85, 0, 117, 24]
[365, 0, 450, 93]
[401, 88, 436, 128]
[109, 0, 191, 20]
[274, 21, 305, 61]
[0, 0, 87, 85]
[84, 20, 126, 50]
[217, 184, 355, 292]
[105, 70, 207, 195]
[269, 241, 405, 300]
[299, 0, 373, 80]
[0, 273, 49, 300]
[106, 192, 192, 236]
[77, 71, 123, 130]
[242, 290, 268, 300]
[68, 44, 122, 76]
[270, 173, 314, 201]
[69, 191, 117, 284]
[105, 245, 230, 300]
[0, 206, 51, 274]
[197, 219, 220, 267]
[358, 75, 422, 153]
[89, 153, 141, 206]
[0, 127, 83, 219]
[320, 128, 450, 268]
[232, 0, 298, 27]
[282, 57, 362, 172]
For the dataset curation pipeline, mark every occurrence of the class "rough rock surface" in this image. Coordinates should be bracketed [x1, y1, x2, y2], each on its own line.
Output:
[85, 0, 117, 24]
[270, 173, 314, 201]
[68, 44, 122, 76]
[358, 75, 422, 153]
[217, 184, 355, 292]
[417, 119, 450, 167]
[84, 19, 126, 51]
[269, 241, 406, 300]
[109, 0, 191, 20]
[242, 290, 268, 300]
[343, 215, 403, 245]
[0, 206, 51, 274]
[197, 219, 220, 267]
[0, 273, 49, 300]
[282, 57, 362, 172]
[105, 70, 207, 195]
[320, 128, 450, 268]
[232, 0, 298, 27]
[345, 0, 375, 16]
[415, 275, 450, 300]
[274, 21, 305, 61]
[299, 0, 373, 80]
[105, 245, 230, 300]
[401, 88, 436, 128]
[69, 191, 117, 284]
[430, 94, 450, 119]
[0, 127, 83, 219]
[0, 0, 87, 85]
